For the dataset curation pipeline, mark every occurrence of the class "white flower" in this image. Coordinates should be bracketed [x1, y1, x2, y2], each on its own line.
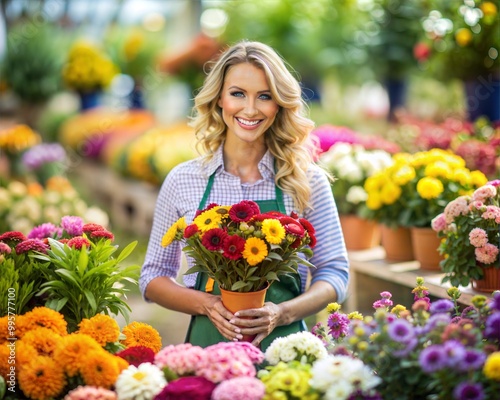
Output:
[115, 362, 166, 400]
[84, 206, 110, 227]
[324, 380, 355, 400]
[0, 187, 12, 209]
[7, 181, 27, 197]
[265, 331, 328, 365]
[346, 186, 368, 204]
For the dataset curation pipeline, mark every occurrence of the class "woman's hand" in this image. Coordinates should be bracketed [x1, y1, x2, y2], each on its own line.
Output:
[229, 301, 283, 347]
[203, 294, 244, 342]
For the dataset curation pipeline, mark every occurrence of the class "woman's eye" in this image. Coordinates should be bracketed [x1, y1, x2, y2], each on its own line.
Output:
[230, 91, 244, 97]
[259, 93, 272, 100]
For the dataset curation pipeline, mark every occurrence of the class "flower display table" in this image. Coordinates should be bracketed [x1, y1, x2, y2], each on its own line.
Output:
[345, 247, 489, 315]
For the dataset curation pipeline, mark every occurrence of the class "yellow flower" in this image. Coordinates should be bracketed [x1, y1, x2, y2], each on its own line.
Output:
[425, 162, 451, 179]
[20, 327, 62, 357]
[262, 219, 286, 244]
[243, 237, 268, 266]
[451, 168, 472, 186]
[194, 208, 223, 233]
[416, 177, 444, 199]
[347, 311, 364, 320]
[392, 165, 416, 186]
[470, 170, 488, 187]
[380, 182, 402, 205]
[366, 191, 382, 210]
[53, 333, 102, 377]
[455, 28, 473, 47]
[162, 216, 187, 247]
[481, 1, 498, 17]
[0, 124, 41, 154]
[121, 321, 162, 353]
[326, 302, 341, 313]
[78, 314, 121, 346]
[18, 355, 65, 400]
[79, 349, 120, 389]
[20, 306, 68, 336]
[483, 352, 500, 380]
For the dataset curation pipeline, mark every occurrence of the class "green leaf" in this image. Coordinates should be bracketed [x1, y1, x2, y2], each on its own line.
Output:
[116, 241, 138, 263]
[83, 289, 97, 314]
[77, 245, 89, 276]
[231, 281, 250, 291]
[54, 269, 82, 289]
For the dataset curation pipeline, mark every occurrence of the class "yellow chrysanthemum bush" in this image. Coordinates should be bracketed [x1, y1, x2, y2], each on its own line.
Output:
[162, 200, 316, 293]
[62, 40, 119, 92]
[364, 148, 488, 228]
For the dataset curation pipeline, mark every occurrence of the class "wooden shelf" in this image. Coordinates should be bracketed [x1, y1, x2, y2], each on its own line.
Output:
[344, 246, 488, 314]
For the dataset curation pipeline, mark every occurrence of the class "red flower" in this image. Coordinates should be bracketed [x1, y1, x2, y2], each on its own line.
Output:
[253, 211, 285, 222]
[90, 230, 115, 241]
[229, 201, 257, 222]
[299, 218, 316, 235]
[284, 222, 305, 238]
[413, 42, 431, 62]
[241, 200, 260, 214]
[308, 233, 317, 248]
[195, 203, 219, 217]
[222, 235, 245, 260]
[184, 224, 199, 239]
[154, 376, 216, 400]
[115, 346, 155, 367]
[201, 228, 227, 251]
[66, 236, 91, 250]
[82, 223, 106, 234]
[15, 239, 49, 254]
[0, 231, 27, 243]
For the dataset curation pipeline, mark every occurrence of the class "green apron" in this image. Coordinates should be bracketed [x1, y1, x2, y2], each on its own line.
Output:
[185, 172, 306, 351]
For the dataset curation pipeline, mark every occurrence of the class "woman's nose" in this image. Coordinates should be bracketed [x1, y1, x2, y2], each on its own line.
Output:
[243, 99, 258, 117]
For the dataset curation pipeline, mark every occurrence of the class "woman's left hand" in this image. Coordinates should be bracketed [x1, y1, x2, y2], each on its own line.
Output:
[229, 301, 283, 347]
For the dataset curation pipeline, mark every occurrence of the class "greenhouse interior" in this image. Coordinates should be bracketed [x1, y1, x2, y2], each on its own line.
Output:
[0, 0, 500, 399]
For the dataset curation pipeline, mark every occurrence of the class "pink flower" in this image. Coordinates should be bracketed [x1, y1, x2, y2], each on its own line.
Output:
[153, 376, 216, 400]
[481, 206, 500, 221]
[61, 215, 84, 236]
[469, 228, 488, 248]
[154, 343, 206, 376]
[0, 231, 27, 243]
[475, 244, 499, 265]
[64, 385, 117, 400]
[473, 185, 497, 202]
[196, 346, 256, 383]
[469, 201, 485, 212]
[207, 342, 265, 364]
[444, 196, 470, 223]
[15, 239, 49, 254]
[212, 377, 265, 400]
[431, 213, 447, 233]
[0, 242, 12, 254]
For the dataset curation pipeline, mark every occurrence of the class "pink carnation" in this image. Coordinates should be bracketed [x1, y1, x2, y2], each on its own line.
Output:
[469, 228, 488, 248]
[472, 185, 497, 202]
[469, 200, 485, 212]
[154, 343, 206, 376]
[444, 196, 470, 223]
[212, 377, 265, 400]
[64, 385, 117, 400]
[431, 213, 447, 233]
[196, 346, 256, 383]
[481, 206, 500, 221]
[475, 243, 499, 265]
[207, 341, 265, 364]
[0, 242, 11, 254]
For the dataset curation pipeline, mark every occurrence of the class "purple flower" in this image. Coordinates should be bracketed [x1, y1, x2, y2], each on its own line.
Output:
[21, 143, 66, 170]
[490, 292, 500, 312]
[430, 299, 454, 314]
[27, 223, 62, 239]
[387, 319, 415, 343]
[419, 344, 447, 373]
[327, 312, 350, 339]
[424, 313, 452, 333]
[453, 381, 485, 400]
[484, 313, 500, 340]
[373, 291, 393, 309]
[392, 337, 418, 358]
[443, 340, 466, 367]
[458, 349, 486, 372]
[61, 215, 83, 237]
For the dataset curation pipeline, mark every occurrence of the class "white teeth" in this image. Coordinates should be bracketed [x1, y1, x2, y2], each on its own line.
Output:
[237, 118, 260, 126]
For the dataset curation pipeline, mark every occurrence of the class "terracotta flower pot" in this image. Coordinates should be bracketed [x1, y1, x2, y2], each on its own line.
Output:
[339, 215, 381, 251]
[472, 264, 500, 293]
[220, 284, 269, 342]
[380, 225, 414, 262]
[410, 227, 443, 271]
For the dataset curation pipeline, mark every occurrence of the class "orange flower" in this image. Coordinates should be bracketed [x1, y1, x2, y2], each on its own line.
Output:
[0, 316, 8, 344]
[21, 307, 68, 336]
[18, 355, 65, 400]
[79, 349, 120, 389]
[115, 354, 130, 372]
[27, 182, 44, 196]
[53, 333, 102, 377]
[45, 176, 76, 193]
[0, 343, 11, 380]
[121, 321, 162, 353]
[21, 327, 62, 357]
[15, 341, 38, 372]
[78, 314, 120, 346]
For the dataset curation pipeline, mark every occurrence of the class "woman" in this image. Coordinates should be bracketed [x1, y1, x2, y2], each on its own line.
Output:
[140, 40, 349, 350]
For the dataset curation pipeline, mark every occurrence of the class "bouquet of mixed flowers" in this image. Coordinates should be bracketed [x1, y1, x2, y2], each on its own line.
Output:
[162, 200, 316, 293]
[312, 278, 500, 399]
[432, 179, 500, 288]
[363, 148, 488, 228]
[319, 142, 393, 217]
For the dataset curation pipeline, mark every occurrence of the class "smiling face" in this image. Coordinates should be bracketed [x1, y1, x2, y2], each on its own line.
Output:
[217, 62, 279, 146]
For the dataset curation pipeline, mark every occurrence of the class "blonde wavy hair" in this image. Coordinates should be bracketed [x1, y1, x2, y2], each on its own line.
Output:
[190, 40, 317, 213]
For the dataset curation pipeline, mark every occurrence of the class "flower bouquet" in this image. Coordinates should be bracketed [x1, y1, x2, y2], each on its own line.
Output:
[312, 278, 500, 400]
[432, 179, 500, 289]
[162, 200, 316, 293]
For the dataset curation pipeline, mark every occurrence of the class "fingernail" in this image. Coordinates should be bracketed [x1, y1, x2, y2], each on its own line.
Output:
[229, 319, 235, 324]
[234, 312, 240, 317]
[234, 328, 241, 333]
[232, 338, 239, 342]
[236, 334, 243, 340]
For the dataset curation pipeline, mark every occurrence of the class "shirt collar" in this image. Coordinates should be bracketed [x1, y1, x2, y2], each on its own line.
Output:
[204, 145, 275, 178]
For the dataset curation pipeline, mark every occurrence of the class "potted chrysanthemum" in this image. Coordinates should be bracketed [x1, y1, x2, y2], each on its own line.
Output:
[432, 179, 500, 291]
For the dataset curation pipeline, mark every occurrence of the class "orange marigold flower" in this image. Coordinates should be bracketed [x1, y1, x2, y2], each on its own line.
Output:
[114, 354, 130, 372]
[18, 355, 66, 400]
[0, 316, 8, 344]
[53, 333, 102, 377]
[78, 314, 120, 346]
[79, 349, 120, 389]
[21, 306, 68, 336]
[15, 341, 38, 372]
[0, 343, 11, 380]
[21, 327, 62, 356]
[121, 321, 162, 353]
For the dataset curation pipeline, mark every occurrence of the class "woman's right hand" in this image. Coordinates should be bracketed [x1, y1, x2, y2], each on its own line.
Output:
[203, 294, 243, 342]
